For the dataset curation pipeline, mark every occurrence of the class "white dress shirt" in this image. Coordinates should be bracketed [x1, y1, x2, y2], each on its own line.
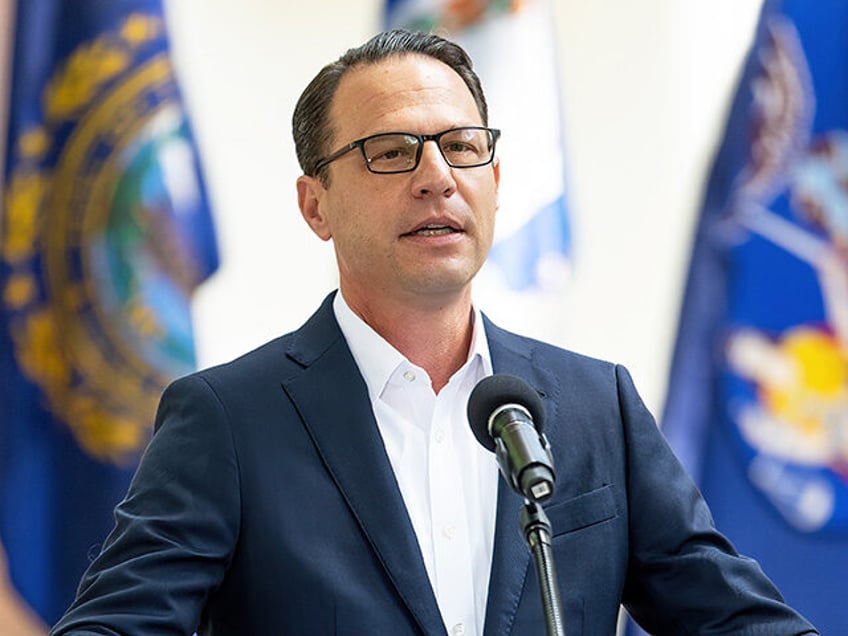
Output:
[333, 292, 499, 636]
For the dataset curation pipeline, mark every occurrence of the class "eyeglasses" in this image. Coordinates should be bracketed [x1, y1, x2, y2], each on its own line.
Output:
[313, 126, 501, 175]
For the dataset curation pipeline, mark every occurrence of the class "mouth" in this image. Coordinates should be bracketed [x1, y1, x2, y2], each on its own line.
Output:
[402, 222, 463, 238]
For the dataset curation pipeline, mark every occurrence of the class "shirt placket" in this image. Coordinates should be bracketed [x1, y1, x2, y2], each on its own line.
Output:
[429, 380, 478, 636]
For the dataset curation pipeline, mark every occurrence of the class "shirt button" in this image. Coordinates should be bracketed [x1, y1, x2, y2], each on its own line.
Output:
[403, 370, 416, 382]
[434, 429, 445, 443]
[452, 623, 465, 636]
[443, 525, 456, 540]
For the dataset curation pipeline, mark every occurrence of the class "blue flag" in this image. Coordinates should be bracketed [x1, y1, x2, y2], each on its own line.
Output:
[1, 0, 218, 624]
[384, 0, 571, 293]
[656, 0, 848, 632]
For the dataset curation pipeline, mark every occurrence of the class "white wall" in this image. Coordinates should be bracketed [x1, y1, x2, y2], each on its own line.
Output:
[550, 0, 765, 412]
[1, 0, 764, 417]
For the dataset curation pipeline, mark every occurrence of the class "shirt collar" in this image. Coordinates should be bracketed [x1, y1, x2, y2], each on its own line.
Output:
[333, 290, 493, 403]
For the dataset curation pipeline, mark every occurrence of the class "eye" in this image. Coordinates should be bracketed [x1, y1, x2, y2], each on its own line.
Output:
[365, 135, 418, 166]
[442, 140, 480, 155]
[372, 146, 414, 162]
[439, 129, 490, 163]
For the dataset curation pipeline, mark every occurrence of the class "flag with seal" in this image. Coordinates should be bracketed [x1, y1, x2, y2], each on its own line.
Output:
[0, 0, 218, 624]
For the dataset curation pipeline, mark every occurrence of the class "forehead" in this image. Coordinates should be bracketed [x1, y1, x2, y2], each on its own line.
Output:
[328, 54, 482, 140]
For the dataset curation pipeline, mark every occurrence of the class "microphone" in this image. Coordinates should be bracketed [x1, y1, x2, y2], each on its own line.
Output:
[467, 374, 555, 503]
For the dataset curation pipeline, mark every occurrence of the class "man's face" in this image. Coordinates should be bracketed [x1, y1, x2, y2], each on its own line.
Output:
[298, 54, 500, 311]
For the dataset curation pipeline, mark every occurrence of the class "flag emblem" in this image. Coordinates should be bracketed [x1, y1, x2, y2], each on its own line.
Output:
[720, 17, 848, 534]
[3, 13, 212, 464]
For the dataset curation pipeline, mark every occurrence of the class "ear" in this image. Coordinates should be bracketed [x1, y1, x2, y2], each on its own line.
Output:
[297, 175, 332, 241]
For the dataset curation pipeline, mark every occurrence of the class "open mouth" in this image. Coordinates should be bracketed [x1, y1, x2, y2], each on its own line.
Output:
[404, 224, 461, 237]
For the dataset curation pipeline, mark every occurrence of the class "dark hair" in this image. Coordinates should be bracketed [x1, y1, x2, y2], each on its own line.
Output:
[292, 29, 488, 184]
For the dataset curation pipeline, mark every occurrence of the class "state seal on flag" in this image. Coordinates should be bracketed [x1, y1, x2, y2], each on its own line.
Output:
[716, 16, 848, 535]
[2, 14, 209, 465]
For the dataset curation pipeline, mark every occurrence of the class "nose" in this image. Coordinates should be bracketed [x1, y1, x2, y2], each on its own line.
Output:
[410, 139, 456, 198]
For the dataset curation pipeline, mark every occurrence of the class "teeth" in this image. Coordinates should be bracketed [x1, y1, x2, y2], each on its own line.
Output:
[414, 225, 455, 236]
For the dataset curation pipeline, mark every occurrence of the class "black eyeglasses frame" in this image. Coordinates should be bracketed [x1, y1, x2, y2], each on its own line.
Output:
[313, 126, 501, 176]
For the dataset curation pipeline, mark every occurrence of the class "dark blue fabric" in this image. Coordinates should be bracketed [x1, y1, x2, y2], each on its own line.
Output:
[50, 294, 816, 634]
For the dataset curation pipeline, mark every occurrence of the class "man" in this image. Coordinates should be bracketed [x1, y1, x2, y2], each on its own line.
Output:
[51, 30, 817, 635]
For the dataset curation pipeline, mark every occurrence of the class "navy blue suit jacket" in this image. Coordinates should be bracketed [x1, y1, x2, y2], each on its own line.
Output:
[51, 293, 817, 635]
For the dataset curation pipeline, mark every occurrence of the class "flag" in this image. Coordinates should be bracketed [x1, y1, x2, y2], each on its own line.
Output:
[384, 0, 571, 307]
[1, 0, 218, 625]
[655, 0, 848, 632]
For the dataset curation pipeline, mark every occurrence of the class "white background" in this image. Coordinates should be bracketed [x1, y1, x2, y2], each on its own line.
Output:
[0, 0, 765, 417]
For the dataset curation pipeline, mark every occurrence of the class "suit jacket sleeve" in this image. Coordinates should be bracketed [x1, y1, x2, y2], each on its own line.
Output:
[616, 364, 817, 635]
[49, 374, 240, 636]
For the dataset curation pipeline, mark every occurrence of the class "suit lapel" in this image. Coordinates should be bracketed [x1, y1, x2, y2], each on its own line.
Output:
[281, 295, 446, 636]
[482, 317, 560, 636]
[278, 299, 555, 636]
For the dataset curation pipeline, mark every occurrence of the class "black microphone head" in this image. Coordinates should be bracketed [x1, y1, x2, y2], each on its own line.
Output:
[467, 374, 545, 452]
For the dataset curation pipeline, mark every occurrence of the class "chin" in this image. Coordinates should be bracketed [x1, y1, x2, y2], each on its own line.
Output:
[405, 267, 479, 298]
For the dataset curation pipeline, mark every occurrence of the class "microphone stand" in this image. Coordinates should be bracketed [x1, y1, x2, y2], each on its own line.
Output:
[520, 502, 566, 636]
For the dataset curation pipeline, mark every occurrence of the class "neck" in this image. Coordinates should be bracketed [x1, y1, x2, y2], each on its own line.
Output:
[341, 287, 475, 394]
